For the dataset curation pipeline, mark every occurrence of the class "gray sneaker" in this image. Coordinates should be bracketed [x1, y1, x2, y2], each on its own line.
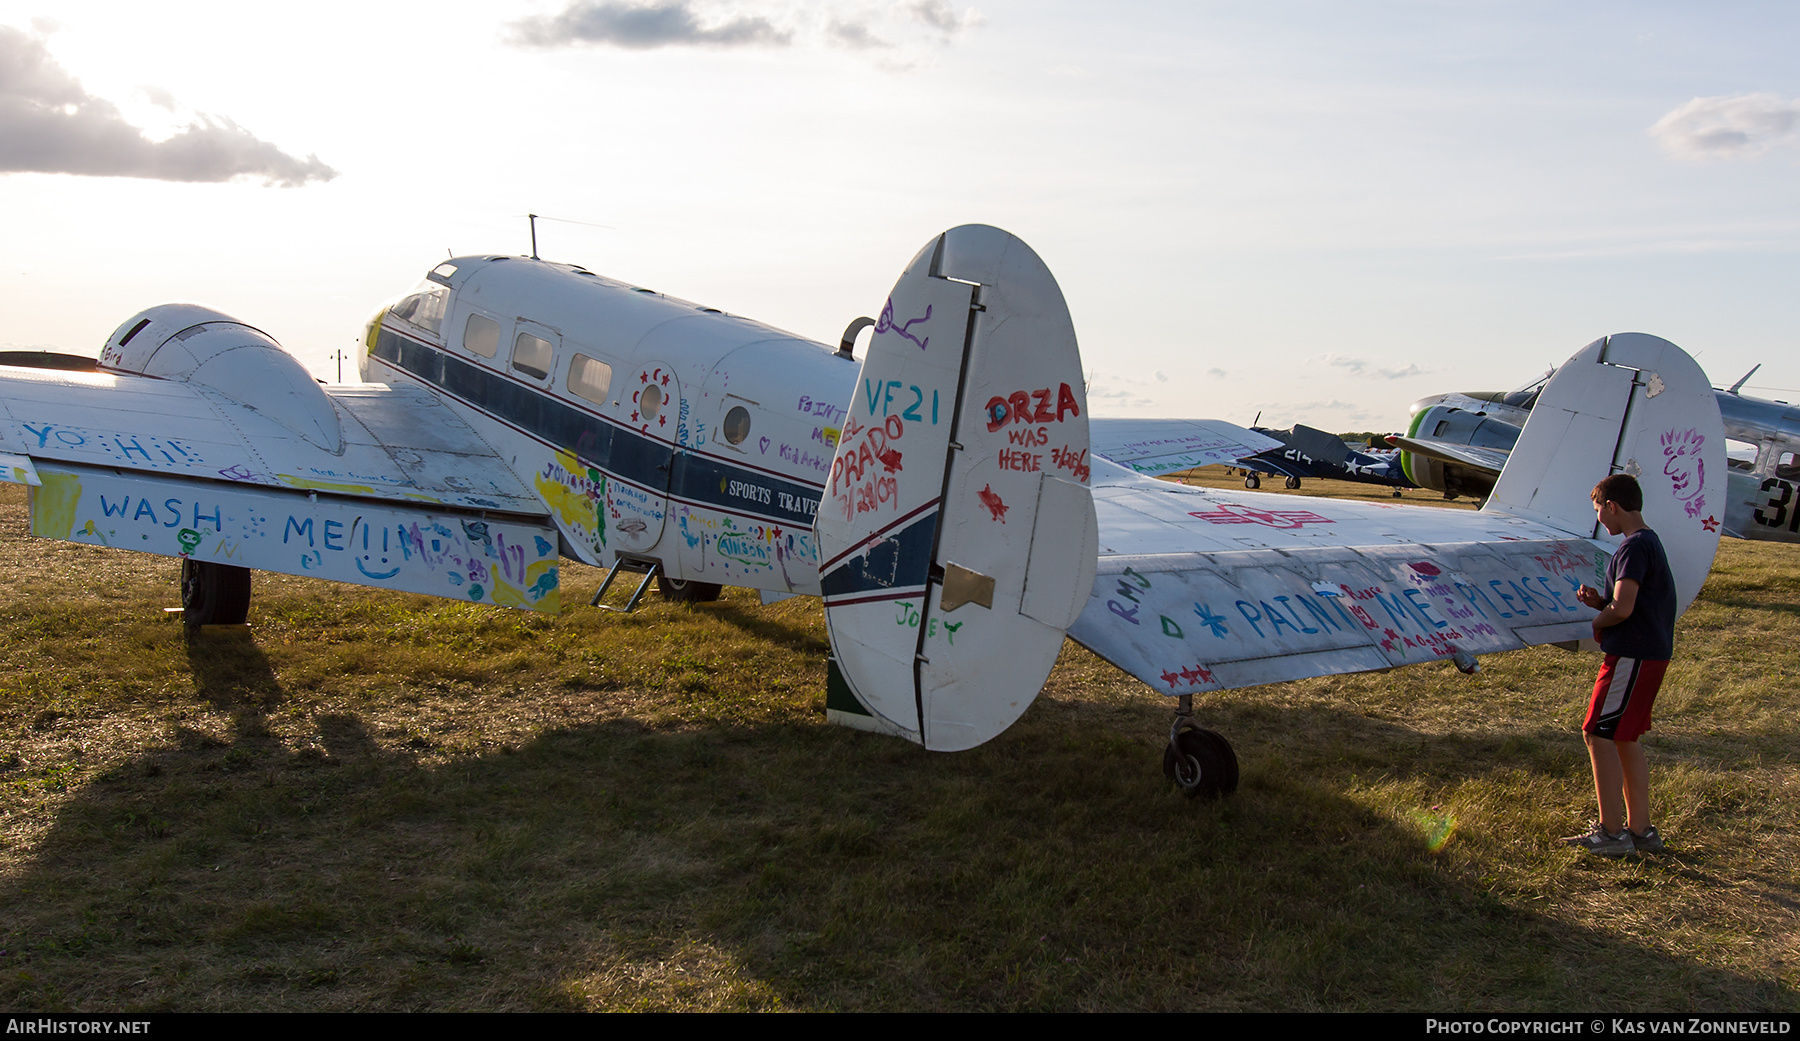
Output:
[1562, 824, 1634, 856]
[1629, 826, 1665, 853]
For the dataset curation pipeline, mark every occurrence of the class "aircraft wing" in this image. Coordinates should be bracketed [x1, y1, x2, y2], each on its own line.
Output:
[0, 363, 563, 612]
[1386, 434, 1509, 477]
[1066, 459, 1603, 693]
[1090, 418, 1283, 477]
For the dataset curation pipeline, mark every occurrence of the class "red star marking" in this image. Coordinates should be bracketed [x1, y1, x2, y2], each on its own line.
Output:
[1384, 628, 1400, 642]
[1702, 515, 1720, 532]
[978, 483, 1009, 523]
[631, 412, 640, 423]
[660, 373, 670, 386]
[659, 415, 667, 427]
[1179, 665, 1202, 684]
[1161, 669, 1181, 689]
[1196, 665, 1215, 684]
[1189, 503, 1335, 528]
[640, 371, 649, 383]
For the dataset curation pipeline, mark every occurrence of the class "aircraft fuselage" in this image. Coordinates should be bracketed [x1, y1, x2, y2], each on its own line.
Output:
[361, 254, 860, 597]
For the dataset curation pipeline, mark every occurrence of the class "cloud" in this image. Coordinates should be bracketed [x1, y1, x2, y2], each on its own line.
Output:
[136, 84, 177, 111]
[1649, 93, 1800, 160]
[1318, 353, 1428, 380]
[508, 1, 982, 61]
[507, 1, 791, 49]
[0, 26, 335, 186]
[1206, 367, 1227, 378]
[908, 0, 983, 37]
[828, 18, 887, 49]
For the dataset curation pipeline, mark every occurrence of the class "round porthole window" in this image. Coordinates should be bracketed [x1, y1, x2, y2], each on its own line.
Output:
[723, 406, 751, 445]
[639, 384, 662, 422]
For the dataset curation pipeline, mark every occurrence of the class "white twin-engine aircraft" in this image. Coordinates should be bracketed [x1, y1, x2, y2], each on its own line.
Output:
[0, 226, 1725, 793]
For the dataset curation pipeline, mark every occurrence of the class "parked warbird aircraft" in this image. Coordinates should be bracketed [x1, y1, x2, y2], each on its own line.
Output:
[0, 226, 1725, 793]
[1395, 367, 1800, 544]
[1230, 421, 1411, 494]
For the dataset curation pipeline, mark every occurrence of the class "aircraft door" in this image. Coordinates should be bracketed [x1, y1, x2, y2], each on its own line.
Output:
[604, 362, 681, 555]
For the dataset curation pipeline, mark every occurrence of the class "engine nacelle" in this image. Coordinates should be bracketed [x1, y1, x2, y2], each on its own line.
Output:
[1398, 404, 1521, 499]
[100, 304, 343, 454]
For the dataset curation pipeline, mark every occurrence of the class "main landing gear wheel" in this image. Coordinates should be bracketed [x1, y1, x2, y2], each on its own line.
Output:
[180, 559, 251, 630]
[1243, 474, 1260, 489]
[1284, 475, 1301, 489]
[658, 575, 723, 603]
[1163, 721, 1239, 798]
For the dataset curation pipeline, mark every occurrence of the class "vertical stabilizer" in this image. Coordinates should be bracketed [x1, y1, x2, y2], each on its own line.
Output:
[1486, 333, 1724, 614]
[817, 226, 1097, 751]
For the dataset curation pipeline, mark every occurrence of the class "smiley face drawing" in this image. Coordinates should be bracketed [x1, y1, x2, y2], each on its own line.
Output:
[1661, 428, 1707, 518]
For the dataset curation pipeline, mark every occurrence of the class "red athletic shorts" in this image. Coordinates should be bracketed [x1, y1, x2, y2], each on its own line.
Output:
[1584, 655, 1668, 742]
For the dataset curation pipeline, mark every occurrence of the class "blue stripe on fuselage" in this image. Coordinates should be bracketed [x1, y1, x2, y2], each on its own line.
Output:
[370, 328, 823, 528]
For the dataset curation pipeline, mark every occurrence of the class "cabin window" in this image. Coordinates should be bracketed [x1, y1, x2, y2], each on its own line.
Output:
[1780, 452, 1800, 481]
[723, 406, 751, 445]
[390, 286, 448, 336]
[513, 332, 553, 380]
[1727, 438, 1758, 472]
[463, 313, 499, 358]
[639, 383, 663, 422]
[569, 354, 612, 405]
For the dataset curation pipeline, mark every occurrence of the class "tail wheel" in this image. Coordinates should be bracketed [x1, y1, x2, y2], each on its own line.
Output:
[1163, 726, 1239, 798]
[657, 575, 723, 603]
[180, 559, 252, 629]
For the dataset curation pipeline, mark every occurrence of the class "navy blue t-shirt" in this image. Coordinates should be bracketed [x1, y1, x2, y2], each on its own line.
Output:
[1600, 528, 1676, 661]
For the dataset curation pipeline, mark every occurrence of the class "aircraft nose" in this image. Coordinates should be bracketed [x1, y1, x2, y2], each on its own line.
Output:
[1408, 393, 1451, 415]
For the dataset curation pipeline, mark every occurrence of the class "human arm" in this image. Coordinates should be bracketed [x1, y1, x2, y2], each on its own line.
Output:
[1591, 577, 1639, 641]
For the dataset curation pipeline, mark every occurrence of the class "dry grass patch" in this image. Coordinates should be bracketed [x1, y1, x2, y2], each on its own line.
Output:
[1, 479, 1797, 1010]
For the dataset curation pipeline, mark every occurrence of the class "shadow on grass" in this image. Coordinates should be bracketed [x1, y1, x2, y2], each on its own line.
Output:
[0, 679, 1787, 1012]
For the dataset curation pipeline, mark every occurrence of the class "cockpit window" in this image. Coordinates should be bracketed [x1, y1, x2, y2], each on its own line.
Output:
[1780, 452, 1800, 481]
[513, 332, 553, 380]
[1501, 371, 1552, 410]
[1727, 438, 1757, 472]
[463, 313, 499, 358]
[390, 285, 449, 337]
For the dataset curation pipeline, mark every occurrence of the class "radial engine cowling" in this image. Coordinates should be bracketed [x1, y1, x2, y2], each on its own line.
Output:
[1399, 404, 1520, 499]
[99, 303, 343, 454]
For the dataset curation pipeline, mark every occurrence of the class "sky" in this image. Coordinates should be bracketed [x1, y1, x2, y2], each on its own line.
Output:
[2, 0, 1798, 431]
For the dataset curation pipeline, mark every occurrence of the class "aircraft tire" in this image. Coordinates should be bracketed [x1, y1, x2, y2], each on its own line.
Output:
[1243, 474, 1260, 489]
[180, 559, 251, 629]
[1163, 727, 1237, 798]
[1284, 476, 1301, 489]
[1194, 729, 1239, 794]
[658, 575, 723, 603]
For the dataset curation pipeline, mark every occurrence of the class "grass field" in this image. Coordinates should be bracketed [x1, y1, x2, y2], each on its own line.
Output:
[1, 473, 1796, 1011]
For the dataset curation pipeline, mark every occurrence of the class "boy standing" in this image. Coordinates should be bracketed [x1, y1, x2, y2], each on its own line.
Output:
[1568, 473, 1677, 856]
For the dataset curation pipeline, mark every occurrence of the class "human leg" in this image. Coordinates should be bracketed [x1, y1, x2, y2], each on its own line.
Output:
[1618, 739, 1650, 834]
[1585, 732, 1626, 833]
